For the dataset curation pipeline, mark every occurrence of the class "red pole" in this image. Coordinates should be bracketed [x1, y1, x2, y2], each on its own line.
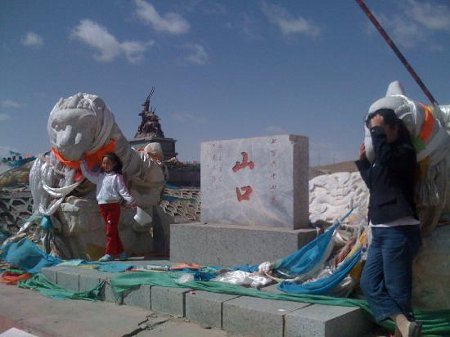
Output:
[355, 0, 439, 106]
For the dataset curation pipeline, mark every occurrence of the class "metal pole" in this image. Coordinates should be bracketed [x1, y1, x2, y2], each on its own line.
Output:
[355, 0, 439, 106]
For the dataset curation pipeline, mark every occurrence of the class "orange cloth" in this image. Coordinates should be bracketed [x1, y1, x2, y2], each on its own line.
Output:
[51, 147, 80, 169]
[51, 139, 116, 170]
[0, 271, 31, 285]
[419, 104, 434, 143]
[85, 139, 116, 170]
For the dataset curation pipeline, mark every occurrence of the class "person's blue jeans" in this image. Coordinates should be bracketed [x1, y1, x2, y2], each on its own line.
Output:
[360, 225, 421, 323]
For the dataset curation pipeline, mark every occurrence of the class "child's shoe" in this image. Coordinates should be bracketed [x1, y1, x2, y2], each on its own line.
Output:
[98, 254, 113, 262]
[118, 252, 128, 261]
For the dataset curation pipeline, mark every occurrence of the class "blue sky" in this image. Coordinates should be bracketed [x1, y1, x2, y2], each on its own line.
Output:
[1, 0, 449, 165]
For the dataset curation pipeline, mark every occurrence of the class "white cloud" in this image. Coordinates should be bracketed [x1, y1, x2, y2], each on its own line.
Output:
[375, 0, 450, 51]
[71, 19, 153, 63]
[201, 3, 226, 16]
[226, 14, 263, 40]
[21, 32, 43, 47]
[121, 40, 154, 63]
[0, 113, 11, 121]
[266, 125, 287, 134]
[184, 43, 209, 65]
[71, 19, 121, 62]
[376, 1, 450, 49]
[134, 0, 190, 35]
[390, 16, 423, 49]
[1, 100, 25, 108]
[407, 0, 450, 31]
[261, 2, 320, 37]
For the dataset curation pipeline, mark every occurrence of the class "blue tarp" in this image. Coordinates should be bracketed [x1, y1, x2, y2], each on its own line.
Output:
[272, 208, 353, 280]
[278, 248, 362, 294]
[1, 238, 61, 273]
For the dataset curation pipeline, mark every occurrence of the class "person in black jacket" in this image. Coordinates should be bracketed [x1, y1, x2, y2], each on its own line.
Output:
[356, 108, 422, 337]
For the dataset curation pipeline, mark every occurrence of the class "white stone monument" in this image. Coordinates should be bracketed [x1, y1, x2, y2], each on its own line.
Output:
[170, 135, 316, 266]
[201, 135, 309, 228]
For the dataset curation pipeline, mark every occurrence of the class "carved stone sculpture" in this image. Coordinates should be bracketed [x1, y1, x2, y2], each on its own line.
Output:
[30, 93, 162, 259]
[136, 88, 165, 139]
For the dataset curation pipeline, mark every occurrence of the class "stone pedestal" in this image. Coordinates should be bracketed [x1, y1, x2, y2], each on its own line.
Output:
[170, 135, 314, 266]
[170, 222, 316, 266]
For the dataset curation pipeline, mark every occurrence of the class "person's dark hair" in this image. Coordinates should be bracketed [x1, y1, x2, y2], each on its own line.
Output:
[102, 152, 123, 174]
[366, 108, 412, 145]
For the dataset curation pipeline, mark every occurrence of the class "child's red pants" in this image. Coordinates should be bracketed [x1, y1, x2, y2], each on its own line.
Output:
[98, 203, 124, 256]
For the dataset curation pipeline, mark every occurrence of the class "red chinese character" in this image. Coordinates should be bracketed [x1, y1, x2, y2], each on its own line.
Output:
[235, 186, 253, 202]
[232, 152, 255, 172]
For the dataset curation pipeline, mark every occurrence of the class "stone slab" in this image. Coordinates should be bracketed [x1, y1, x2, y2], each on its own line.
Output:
[55, 267, 80, 292]
[97, 271, 122, 303]
[185, 290, 239, 329]
[79, 269, 103, 293]
[170, 222, 316, 266]
[223, 296, 310, 337]
[201, 135, 309, 229]
[284, 304, 373, 337]
[151, 286, 191, 317]
[122, 284, 152, 310]
[41, 267, 57, 284]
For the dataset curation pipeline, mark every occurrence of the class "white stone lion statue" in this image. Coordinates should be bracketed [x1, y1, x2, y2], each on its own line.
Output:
[29, 93, 164, 259]
[363, 81, 450, 235]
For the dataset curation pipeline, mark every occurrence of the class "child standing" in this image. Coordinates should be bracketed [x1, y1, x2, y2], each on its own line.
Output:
[81, 152, 136, 262]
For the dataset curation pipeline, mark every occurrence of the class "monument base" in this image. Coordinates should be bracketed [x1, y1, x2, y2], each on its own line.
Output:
[170, 222, 317, 266]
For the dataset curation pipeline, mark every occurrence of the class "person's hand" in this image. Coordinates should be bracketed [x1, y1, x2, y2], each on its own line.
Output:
[369, 114, 384, 128]
[126, 202, 137, 209]
[359, 143, 367, 160]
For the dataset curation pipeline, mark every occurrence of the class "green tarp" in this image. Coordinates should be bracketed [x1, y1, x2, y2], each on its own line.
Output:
[18, 273, 103, 301]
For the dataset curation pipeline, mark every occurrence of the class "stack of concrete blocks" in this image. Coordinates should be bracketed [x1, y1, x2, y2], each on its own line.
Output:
[171, 134, 317, 266]
[42, 260, 373, 337]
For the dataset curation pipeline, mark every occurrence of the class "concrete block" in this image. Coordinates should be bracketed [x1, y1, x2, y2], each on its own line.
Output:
[97, 271, 122, 303]
[185, 290, 239, 329]
[41, 267, 57, 284]
[55, 268, 80, 292]
[170, 222, 316, 266]
[79, 270, 104, 295]
[201, 135, 309, 229]
[223, 296, 309, 337]
[122, 284, 152, 310]
[285, 304, 373, 337]
[151, 286, 191, 317]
